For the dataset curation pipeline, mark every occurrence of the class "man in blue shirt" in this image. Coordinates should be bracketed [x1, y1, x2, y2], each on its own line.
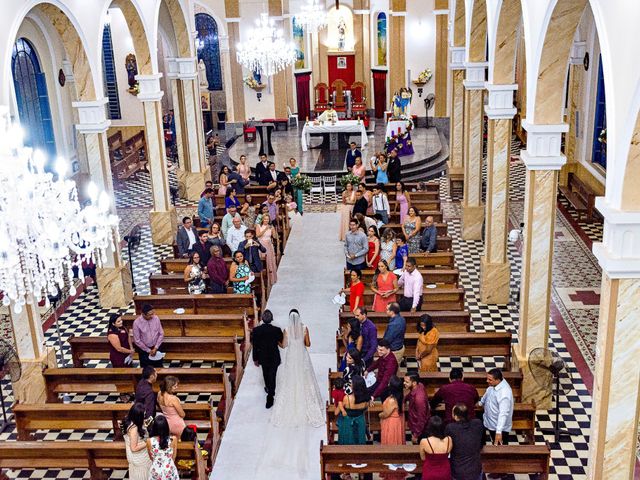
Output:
[420, 215, 438, 253]
[344, 142, 361, 171]
[384, 302, 406, 366]
[198, 188, 215, 228]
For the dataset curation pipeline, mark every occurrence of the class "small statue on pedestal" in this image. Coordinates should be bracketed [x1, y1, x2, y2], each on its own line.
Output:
[198, 59, 208, 88]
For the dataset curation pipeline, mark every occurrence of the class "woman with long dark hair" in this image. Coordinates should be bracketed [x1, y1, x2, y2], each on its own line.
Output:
[339, 320, 363, 371]
[146, 414, 179, 479]
[416, 314, 439, 372]
[336, 375, 369, 445]
[380, 376, 406, 479]
[342, 347, 366, 393]
[420, 416, 452, 479]
[107, 314, 134, 368]
[371, 259, 398, 312]
[122, 403, 152, 479]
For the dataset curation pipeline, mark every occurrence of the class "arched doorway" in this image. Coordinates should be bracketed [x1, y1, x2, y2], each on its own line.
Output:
[195, 13, 223, 92]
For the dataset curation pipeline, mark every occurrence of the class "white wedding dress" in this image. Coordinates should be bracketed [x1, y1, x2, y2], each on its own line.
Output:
[270, 311, 325, 427]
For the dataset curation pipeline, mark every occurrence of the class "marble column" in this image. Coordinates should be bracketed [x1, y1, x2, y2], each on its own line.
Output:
[61, 59, 89, 174]
[219, 34, 236, 123]
[73, 99, 133, 308]
[389, 0, 406, 95]
[135, 74, 178, 245]
[269, 0, 288, 119]
[167, 57, 210, 202]
[461, 63, 486, 240]
[480, 84, 517, 304]
[225, 0, 246, 122]
[433, 5, 449, 117]
[515, 121, 569, 408]
[448, 47, 465, 178]
[588, 200, 640, 480]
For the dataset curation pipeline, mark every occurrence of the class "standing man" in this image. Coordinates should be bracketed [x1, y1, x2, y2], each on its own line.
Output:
[404, 372, 431, 443]
[255, 154, 270, 185]
[372, 184, 391, 225]
[134, 366, 158, 419]
[445, 403, 485, 480]
[192, 231, 212, 267]
[420, 216, 437, 253]
[251, 310, 284, 408]
[366, 339, 398, 400]
[176, 216, 198, 257]
[479, 368, 514, 446]
[227, 167, 249, 194]
[198, 188, 215, 228]
[352, 190, 369, 217]
[384, 302, 406, 366]
[430, 368, 480, 424]
[354, 307, 378, 367]
[345, 142, 361, 171]
[133, 304, 165, 368]
[263, 162, 279, 191]
[344, 219, 369, 271]
[397, 258, 424, 312]
[387, 149, 402, 183]
[238, 229, 267, 273]
[226, 216, 247, 253]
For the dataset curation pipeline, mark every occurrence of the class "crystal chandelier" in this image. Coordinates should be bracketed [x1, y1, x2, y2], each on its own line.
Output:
[236, 13, 297, 76]
[0, 109, 119, 313]
[296, 0, 328, 33]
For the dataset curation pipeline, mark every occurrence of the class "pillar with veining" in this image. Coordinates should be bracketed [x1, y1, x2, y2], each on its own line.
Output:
[448, 47, 465, 178]
[587, 200, 640, 480]
[461, 63, 486, 240]
[516, 121, 569, 408]
[480, 84, 517, 304]
[225, 0, 246, 122]
[389, 0, 406, 95]
[167, 58, 211, 201]
[135, 74, 177, 245]
[61, 60, 89, 174]
[269, 0, 288, 119]
[218, 33, 236, 123]
[73, 99, 133, 308]
[433, 4, 449, 117]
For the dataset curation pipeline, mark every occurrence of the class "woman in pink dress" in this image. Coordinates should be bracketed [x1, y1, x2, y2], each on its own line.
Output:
[157, 376, 187, 438]
[237, 155, 251, 182]
[372, 259, 398, 312]
[352, 157, 366, 182]
[380, 376, 406, 480]
[218, 165, 230, 196]
[395, 181, 411, 224]
[256, 214, 278, 286]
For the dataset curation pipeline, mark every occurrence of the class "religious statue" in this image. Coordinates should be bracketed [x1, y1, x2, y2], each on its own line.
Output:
[391, 87, 413, 119]
[125, 53, 139, 93]
[198, 59, 208, 88]
[337, 17, 347, 51]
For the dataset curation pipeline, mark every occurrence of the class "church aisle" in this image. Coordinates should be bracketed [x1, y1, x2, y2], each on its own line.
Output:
[213, 213, 344, 480]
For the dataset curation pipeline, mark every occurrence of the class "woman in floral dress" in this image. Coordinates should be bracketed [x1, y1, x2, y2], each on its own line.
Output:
[146, 415, 179, 480]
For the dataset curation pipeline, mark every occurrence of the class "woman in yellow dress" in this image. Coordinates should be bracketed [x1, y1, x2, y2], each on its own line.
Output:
[416, 314, 439, 372]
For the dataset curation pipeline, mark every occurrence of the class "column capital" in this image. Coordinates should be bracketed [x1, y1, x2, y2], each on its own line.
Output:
[61, 59, 75, 83]
[135, 74, 164, 102]
[226, 17, 241, 23]
[484, 83, 517, 119]
[450, 47, 465, 69]
[592, 198, 640, 278]
[354, 9, 370, 14]
[570, 40, 587, 65]
[167, 57, 198, 80]
[520, 120, 569, 170]
[463, 62, 488, 90]
[71, 98, 110, 134]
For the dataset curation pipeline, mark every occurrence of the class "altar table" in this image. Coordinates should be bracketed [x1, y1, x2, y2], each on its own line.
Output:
[301, 120, 368, 152]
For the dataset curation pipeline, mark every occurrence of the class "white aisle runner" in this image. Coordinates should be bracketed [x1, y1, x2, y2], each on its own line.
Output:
[213, 212, 343, 480]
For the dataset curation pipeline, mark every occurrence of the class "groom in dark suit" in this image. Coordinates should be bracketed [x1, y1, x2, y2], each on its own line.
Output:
[251, 309, 283, 408]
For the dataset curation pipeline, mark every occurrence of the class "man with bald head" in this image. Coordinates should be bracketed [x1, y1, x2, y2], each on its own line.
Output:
[420, 215, 437, 253]
[226, 216, 247, 252]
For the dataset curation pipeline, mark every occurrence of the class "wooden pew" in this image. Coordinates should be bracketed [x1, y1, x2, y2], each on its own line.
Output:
[383, 222, 448, 237]
[343, 286, 465, 311]
[319, 443, 550, 479]
[388, 210, 443, 223]
[343, 268, 459, 288]
[409, 252, 456, 269]
[13, 402, 216, 441]
[0, 441, 207, 480]
[325, 402, 536, 444]
[558, 172, 598, 221]
[133, 294, 258, 324]
[335, 332, 513, 370]
[389, 199, 442, 212]
[388, 181, 440, 192]
[339, 310, 471, 333]
[120, 313, 249, 339]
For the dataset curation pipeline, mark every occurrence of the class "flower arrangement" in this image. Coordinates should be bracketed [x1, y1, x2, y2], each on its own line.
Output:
[291, 174, 312, 193]
[340, 173, 362, 188]
[243, 76, 264, 90]
[598, 128, 606, 144]
[415, 68, 433, 84]
[384, 119, 414, 153]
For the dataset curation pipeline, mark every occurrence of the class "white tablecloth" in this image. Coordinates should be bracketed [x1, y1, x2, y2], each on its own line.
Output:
[301, 120, 368, 151]
[385, 119, 410, 139]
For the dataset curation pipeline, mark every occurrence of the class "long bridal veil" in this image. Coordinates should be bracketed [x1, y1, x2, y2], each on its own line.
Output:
[270, 309, 325, 428]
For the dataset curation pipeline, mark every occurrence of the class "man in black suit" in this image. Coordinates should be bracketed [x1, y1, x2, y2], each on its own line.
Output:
[352, 189, 369, 217]
[261, 162, 279, 190]
[238, 229, 267, 273]
[387, 149, 402, 183]
[344, 142, 361, 171]
[255, 154, 270, 184]
[192, 231, 212, 267]
[251, 309, 284, 408]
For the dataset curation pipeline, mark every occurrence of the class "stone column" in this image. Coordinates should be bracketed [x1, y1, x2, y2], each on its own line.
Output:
[167, 57, 210, 202]
[269, 0, 288, 119]
[480, 84, 517, 304]
[225, 0, 246, 122]
[73, 99, 133, 308]
[389, 0, 406, 95]
[433, 5, 449, 117]
[448, 47, 465, 179]
[219, 34, 236, 123]
[61, 59, 89, 174]
[135, 74, 177, 245]
[588, 199, 640, 479]
[461, 63, 487, 240]
[515, 121, 569, 408]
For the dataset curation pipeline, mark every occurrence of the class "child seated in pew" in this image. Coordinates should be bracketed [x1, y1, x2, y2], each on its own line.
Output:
[331, 377, 345, 406]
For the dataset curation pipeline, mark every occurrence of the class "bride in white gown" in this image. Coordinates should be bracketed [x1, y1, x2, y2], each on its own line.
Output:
[270, 309, 325, 427]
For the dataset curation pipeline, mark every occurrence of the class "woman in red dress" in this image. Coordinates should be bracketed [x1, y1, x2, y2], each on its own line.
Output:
[339, 270, 365, 313]
[372, 260, 398, 312]
[107, 314, 134, 368]
[420, 416, 453, 480]
[366, 226, 381, 269]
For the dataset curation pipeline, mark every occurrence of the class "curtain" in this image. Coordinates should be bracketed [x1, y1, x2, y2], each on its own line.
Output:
[295, 72, 311, 121]
[372, 69, 388, 118]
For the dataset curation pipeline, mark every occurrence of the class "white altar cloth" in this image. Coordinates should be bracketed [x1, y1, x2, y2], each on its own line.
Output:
[301, 120, 368, 151]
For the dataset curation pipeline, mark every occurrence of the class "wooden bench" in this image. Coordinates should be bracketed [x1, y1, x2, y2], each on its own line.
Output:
[343, 268, 459, 288]
[389, 199, 442, 212]
[335, 331, 513, 370]
[344, 286, 465, 312]
[383, 222, 447, 237]
[339, 310, 471, 333]
[0, 441, 207, 480]
[13, 402, 217, 441]
[409, 252, 456, 269]
[325, 402, 536, 444]
[448, 171, 464, 193]
[387, 210, 443, 224]
[319, 443, 550, 478]
[120, 313, 250, 339]
[558, 172, 597, 221]
[133, 294, 258, 323]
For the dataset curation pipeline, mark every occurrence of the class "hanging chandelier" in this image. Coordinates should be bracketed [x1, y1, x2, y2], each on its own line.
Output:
[296, 0, 328, 33]
[236, 13, 297, 76]
[0, 109, 119, 314]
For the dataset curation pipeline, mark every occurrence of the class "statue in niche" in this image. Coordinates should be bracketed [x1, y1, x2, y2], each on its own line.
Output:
[391, 87, 413, 119]
[337, 17, 346, 51]
[125, 53, 139, 94]
[198, 59, 208, 88]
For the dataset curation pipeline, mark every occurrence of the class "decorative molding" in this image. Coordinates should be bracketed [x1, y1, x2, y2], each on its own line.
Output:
[450, 47, 465, 69]
[354, 9, 370, 14]
[72, 98, 110, 134]
[390, 11, 407, 16]
[433, 9, 449, 15]
[484, 83, 517, 119]
[135, 74, 164, 102]
[520, 120, 569, 170]
[226, 17, 241, 23]
[167, 57, 198, 80]
[61, 60, 75, 83]
[463, 62, 488, 90]
[570, 40, 587, 65]
[219, 35, 230, 52]
[592, 197, 640, 278]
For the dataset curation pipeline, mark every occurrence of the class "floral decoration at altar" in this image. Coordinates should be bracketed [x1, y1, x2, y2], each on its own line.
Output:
[384, 118, 414, 155]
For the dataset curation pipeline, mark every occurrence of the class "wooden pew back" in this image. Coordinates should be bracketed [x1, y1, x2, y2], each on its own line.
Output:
[343, 268, 459, 288]
[338, 310, 471, 333]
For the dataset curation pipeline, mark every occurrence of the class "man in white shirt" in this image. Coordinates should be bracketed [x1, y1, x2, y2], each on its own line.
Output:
[372, 184, 390, 224]
[226, 216, 247, 253]
[221, 205, 242, 238]
[479, 368, 514, 446]
[397, 258, 424, 312]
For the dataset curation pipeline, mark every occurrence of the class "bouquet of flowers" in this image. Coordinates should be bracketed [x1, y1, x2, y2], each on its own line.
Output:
[243, 76, 262, 89]
[291, 174, 312, 193]
[340, 173, 362, 188]
[417, 68, 433, 83]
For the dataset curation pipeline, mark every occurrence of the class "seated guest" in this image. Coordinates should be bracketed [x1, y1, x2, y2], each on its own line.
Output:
[419, 416, 453, 479]
[107, 313, 134, 368]
[229, 250, 252, 294]
[278, 175, 294, 198]
[395, 236, 409, 270]
[207, 245, 229, 293]
[335, 375, 369, 446]
[416, 314, 439, 372]
[430, 368, 480, 424]
[339, 319, 363, 371]
[134, 366, 158, 418]
[354, 307, 378, 367]
[157, 375, 191, 440]
[366, 339, 398, 400]
[238, 229, 267, 273]
[445, 403, 485, 480]
[479, 368, 514, 446]
[122, 402, 152, 475]
[192, 231, 213, 267]
[133, 305, 164, 368]
[221, 205, 242, 238]
[225, 188, 241, 209]
[208, 222, 227, 255]
[420, 215, 438, 253]
[198, 188, 215, 228]
[176, 216, 198, 257]
[227, 167, 249, 194]
[226, 216, 247, 253]
[262, 193, 278, 222]
[397, 258, 424, 312]
[404, 372, 431, 444]
[262, 162, 279, 190]
[384, 302, 406, 366]
[184, 252, 207, 294]
[352, 189, 369, 217]
[338, 269, 365, 313]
